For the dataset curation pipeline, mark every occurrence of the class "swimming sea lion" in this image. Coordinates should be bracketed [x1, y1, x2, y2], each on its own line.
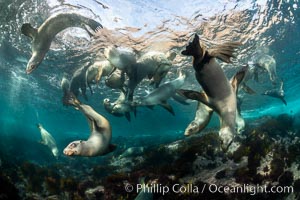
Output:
[105, 68, 126, 93]
[63, 92, 116, 156]
[104, 46, 137, 76]
[178, 34, 243, 149]
[262, 80, 287, 105]
[69, 62, 91, 100]
[184, 101, 213, 136]
[86, 60, 115, 87]
[184, 67, 247, 136]
[255, 54, 277, 84]
[127, 51, 173, 101]
[21, 13, 103, 74]
[37, 124, 59, 158]
[134, 71, 186, 115]
[103, 91, 136, 121]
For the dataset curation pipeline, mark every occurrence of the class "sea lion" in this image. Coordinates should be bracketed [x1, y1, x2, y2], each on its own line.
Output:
[126, 51, 173, 101]
[134, 71, 186, 115]
[105, 68, 126, 93]
[184, 67, 247, 136]
[63, 92, 116, 156]
[86, 60, 115, 87]
[184, 101, 213, 136]
[104, 46, 137, 76]
[255, 54, 277, 84]
[21, 13, 103, 74]
[69, 63, 91, 100]
[37, 124, 59, 158]
[103, 91, 135, 121]
[178, 34, 243, 149]
[262, 80, 287, 105]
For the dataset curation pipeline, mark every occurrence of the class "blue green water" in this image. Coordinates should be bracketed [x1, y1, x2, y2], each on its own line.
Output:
[1, 0, 300, 199]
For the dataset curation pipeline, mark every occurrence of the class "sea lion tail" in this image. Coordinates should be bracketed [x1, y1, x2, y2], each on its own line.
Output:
[208, 42, 242, 63]
[63, 91, 81, 108]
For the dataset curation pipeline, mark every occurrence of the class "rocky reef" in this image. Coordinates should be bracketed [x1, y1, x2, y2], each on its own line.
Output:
[0, 114, 299, 199]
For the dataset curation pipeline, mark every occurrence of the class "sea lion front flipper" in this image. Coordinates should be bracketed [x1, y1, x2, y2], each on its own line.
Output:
[159, 102, 175, 116]
[230, 66, 247, 93]
[63, 91, 81, 108]
[125, 112, 131, 122]
[172, 94, 190, 105]
[21, 23, 37, 40]
[95, 65, 104, 83]
[208, 42, 242, 63]
[176, 89, 210, 106]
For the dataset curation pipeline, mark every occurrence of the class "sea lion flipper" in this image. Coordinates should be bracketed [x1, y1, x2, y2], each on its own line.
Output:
[230, 66, 247, 93]
[63, 91, 81, 108]
[125, 112, 131, 122]
[208, 42, 242, 63]
[159, 102, 175, 116]
[281, 97, 287, 106]
[21, 23, 37, 40]
[176, 89, 209, 105]
[241, 83, 256, 94]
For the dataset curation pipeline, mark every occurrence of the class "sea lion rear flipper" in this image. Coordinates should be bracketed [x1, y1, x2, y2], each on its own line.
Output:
[208, 42, 242, 63]
[280, 97, 287, 106]
[176, 89, 210, 107]
[241, 83, 256, 94]
[159, 101, 175, 116]
[21, 23, 37, 40]
[125, 112, 131, 122]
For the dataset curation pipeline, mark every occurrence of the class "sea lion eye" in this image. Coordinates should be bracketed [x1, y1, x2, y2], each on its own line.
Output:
[70, 143, 77, 148]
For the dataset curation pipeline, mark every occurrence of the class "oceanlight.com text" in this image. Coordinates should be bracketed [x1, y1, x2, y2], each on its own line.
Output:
[124, 183, 294, 196]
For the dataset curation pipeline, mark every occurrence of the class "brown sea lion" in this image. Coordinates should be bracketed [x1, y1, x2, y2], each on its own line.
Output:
[63, 92, 116, 157]
[21, 13, 103, 74]
[178, 34, 244, 149]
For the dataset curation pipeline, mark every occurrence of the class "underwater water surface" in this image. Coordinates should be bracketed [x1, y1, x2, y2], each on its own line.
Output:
[1, 0, 300, 199]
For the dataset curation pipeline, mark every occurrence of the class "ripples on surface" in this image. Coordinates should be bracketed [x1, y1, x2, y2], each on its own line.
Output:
[0, 0, 299, 117]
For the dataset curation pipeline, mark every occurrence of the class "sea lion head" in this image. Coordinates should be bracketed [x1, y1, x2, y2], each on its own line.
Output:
[184, 121, 200, 136]
[63, 140, 84, 156]
[26, 51, 45, 74]
[103, 98, 111, 106]
[181, 34, 205, 58]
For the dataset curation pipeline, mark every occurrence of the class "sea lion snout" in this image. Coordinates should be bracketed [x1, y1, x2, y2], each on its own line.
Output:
[63, 148, 74, 156]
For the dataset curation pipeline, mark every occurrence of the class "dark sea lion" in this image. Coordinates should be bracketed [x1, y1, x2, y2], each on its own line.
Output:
[262, 80, 287, 105]
[63, 92, 116, 157]
[178, 34, 243, 149]
[21, 13, 103, 74]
